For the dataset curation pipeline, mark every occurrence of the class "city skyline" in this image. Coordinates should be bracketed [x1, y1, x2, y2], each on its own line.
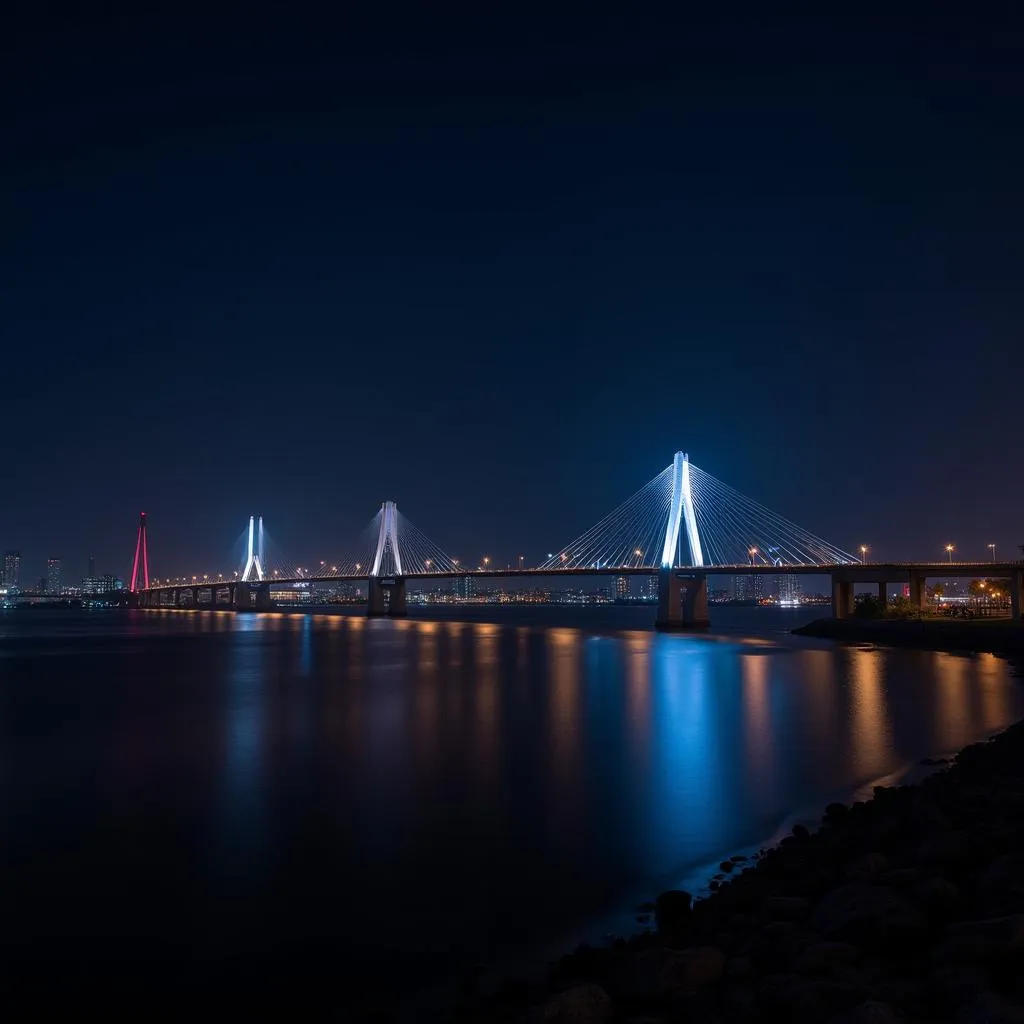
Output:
[3, 8, 1022, 576]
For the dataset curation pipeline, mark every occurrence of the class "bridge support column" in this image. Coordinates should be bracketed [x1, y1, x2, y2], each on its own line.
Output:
[389, 578, 407, 617]
[831, 577, 854, 619]
[877, 582, 887, 606]
[908, 571, 927, 613]
[655, 569, 710, 631]
[1011, 570, 1022, 623]
[367, 578, 387, 616]
[367, 577, 407, 617]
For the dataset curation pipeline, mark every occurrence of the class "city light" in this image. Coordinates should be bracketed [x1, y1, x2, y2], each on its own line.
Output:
[946, 543, 955, 562]
[860, 544, 868, 562]
[989, 543, 997, 561]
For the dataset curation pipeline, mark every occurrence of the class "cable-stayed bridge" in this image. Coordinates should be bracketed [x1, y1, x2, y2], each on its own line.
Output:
[134, 453, 1024, 627]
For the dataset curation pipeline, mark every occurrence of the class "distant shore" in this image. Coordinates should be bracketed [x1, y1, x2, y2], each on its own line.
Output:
[793, 616, 1024, 661]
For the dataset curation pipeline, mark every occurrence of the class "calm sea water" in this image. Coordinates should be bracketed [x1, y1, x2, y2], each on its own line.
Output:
[1, 605, 1020, 1011]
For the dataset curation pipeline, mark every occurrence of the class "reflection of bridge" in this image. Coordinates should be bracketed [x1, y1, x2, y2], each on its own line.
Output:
[134, 453, 1024, 627]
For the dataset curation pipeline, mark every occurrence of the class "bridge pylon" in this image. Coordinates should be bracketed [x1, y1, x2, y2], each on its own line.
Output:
[129, 512, 150, 592]
[241, 515, 266, 582]
[370, 500, 402, 577]
[660, 452, 704, 568]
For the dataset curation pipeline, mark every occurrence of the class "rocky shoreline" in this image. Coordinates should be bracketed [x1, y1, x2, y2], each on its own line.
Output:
[452, 717, 1024, 1023]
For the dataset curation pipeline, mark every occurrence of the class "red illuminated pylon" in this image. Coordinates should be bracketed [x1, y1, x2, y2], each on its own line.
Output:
[129, 512, 150, 592]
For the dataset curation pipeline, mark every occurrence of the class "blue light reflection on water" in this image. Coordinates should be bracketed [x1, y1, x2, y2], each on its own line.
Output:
[1, 604, 1022, 1007]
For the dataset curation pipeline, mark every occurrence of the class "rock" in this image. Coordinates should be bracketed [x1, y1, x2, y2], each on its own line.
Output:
[916, 877, 961, 920]
[934, 915, 1024, 965]
[879, 868, 920, 889]
[918, 830, 984, 872]
[725, 955, 752, 978]
[825, 802, 849, 820]
[622, 946, 725, 997]
[980, 855, 1024, 914]
[757, 974, 866, 1018]
[542, 983, 613, 1024]
[796, 941, 859, 975]
[654, 890, 692, 930]
[764, 896, 811, 921]
[831, 999, 904, 1023]
[720, 860, 735, 873]
[957, 991, 1024, 1024]
[811, 884, 923, 948]
[792, 823, 811, 840]
[708, 879, 721, 891]
[732, 854, 749, 862]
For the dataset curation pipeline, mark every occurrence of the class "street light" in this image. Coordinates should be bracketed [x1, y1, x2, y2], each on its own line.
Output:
[518, 554, 524, 571]
[482, 556, 490, 571]
[989, 543, 997, 562]
[425, 559, 432, 571]
[860, 545, 869, 563]
[946, 544, 955, 563]
[749, 547, 758, 565]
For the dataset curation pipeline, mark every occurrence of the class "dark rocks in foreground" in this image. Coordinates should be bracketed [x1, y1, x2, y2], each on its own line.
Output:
[454, 718, 1024, 1023]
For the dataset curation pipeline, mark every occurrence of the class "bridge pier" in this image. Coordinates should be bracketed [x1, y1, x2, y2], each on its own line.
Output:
[368, 577, 407, 617]
[831, 578, 854, 619]
[655, 568, 710, 631]
[1011, 570, 1022, 623]
[908, 571, 927, 613]
[233, 582, 272, 611]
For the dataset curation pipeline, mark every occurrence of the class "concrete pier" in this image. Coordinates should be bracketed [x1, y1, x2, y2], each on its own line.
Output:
[655, 568, 710, 631]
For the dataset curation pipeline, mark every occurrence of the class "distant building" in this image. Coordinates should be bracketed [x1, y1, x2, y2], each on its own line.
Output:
[734, 575, 764, 602]
[47, 558, 62, 595]
[2, 550, 21, 587]
[88, 555, 95, 579]
[452, 576, 475, 600]
[775, 575, 801, 603]
[646, 575, 659, 600]
[82, 574, 124, 594]
[615, 575, 630, 599]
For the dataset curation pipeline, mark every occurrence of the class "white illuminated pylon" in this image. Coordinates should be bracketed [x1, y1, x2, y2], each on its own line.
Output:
[661, 452, 704, 568]
[370, 501, 403, 576]
[241, 515, 266, 581]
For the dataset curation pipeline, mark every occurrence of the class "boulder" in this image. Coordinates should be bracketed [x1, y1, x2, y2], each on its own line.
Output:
[654, 890, 692, 931]
[542, 984, 613, 1024]
[831, 999, 905, 1023]
[810, 884, 923, 951]
[796, 941, 859, 975]
[764, 895, 811, 921]
[934, 916, 1024, 966]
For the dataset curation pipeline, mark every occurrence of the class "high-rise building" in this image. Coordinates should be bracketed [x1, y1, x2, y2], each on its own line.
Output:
[615, 576, 630, 600]
[452, 576, 475, 600]
[775, 575, 801, 603]
[88, 554, 95, 578]
[2, 550, 21, 587]
[47, 558, 62, 595]
[734, 575, 764, 602]
[646, 575, 659, 600]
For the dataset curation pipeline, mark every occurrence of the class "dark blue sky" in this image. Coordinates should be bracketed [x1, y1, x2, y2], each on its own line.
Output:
[3, 6, 1022, 581]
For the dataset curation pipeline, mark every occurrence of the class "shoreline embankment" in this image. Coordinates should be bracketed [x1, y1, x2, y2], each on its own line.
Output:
[794, 616, 1024, 665]
[456, 712, 1024, 1023]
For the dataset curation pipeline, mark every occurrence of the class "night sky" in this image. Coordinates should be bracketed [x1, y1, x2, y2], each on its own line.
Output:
[3, 7, 1023, 582]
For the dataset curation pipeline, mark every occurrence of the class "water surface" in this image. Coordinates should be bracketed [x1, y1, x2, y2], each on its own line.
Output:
[0, 605, 1019, 1009]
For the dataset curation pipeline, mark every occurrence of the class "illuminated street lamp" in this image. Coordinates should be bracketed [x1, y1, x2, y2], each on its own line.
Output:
[860, 545, 869, 563]
[518, 554, 524, 571]
[989, 543, 997, 562]
[425, 559, 432, 572]
[482, 556, 490, 571]
[748, 547, 758, 565]
[946, 544, 955, 563]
